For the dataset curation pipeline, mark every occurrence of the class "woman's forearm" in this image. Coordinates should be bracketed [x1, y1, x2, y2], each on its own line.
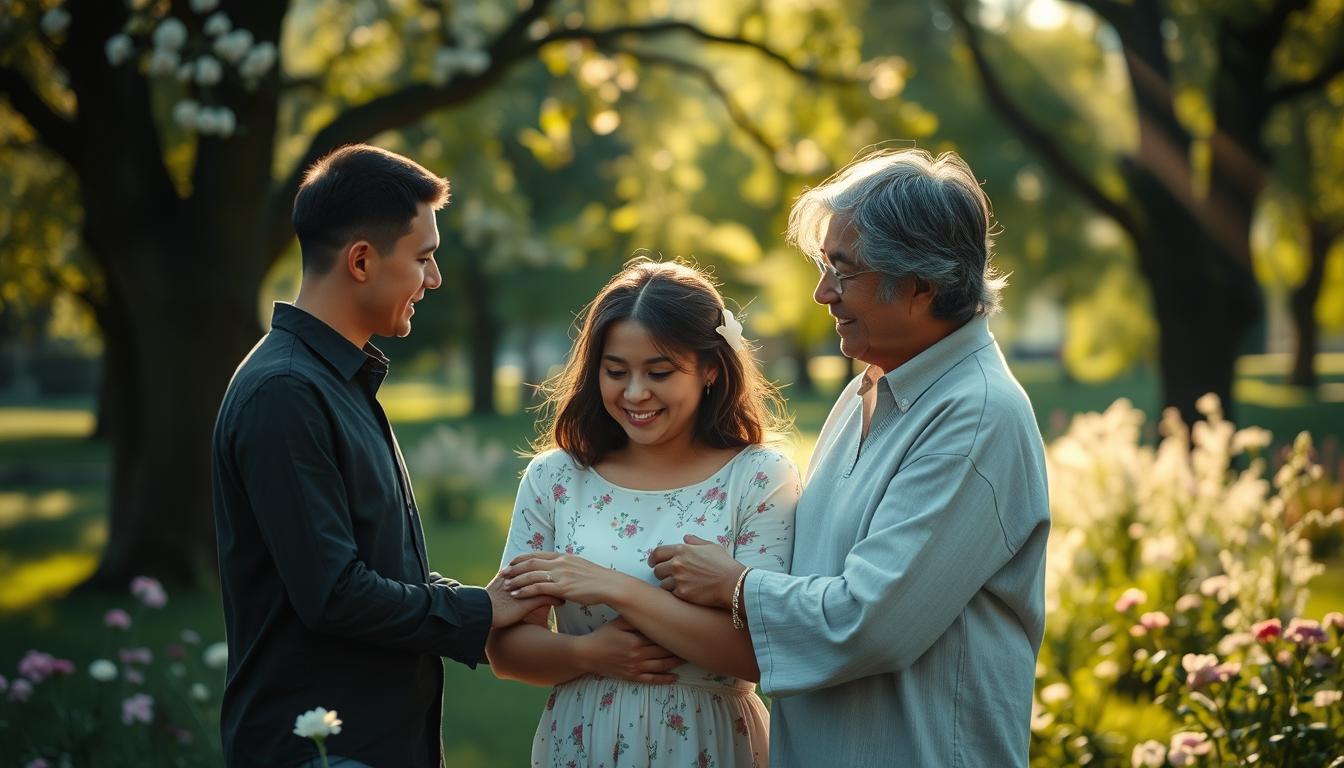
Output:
[604, 579, 759, 682]
[485, 624, 588, 687]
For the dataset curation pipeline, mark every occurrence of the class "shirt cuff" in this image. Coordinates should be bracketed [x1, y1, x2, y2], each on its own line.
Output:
[430, 584, 493, 668]
[743, 567, 780, 693]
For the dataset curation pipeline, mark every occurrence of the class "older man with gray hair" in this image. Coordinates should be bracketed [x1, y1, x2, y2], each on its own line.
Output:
[650, 147, 1050, 766]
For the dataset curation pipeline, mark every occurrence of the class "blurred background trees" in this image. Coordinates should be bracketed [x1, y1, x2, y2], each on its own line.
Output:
[1, 0, 1341, 590]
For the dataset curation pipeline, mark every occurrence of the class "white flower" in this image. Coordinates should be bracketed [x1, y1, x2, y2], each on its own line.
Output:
[214, 28, 253, 64]
[1167, 731, 1212, 766]
[460, 49, 490, 75]
[1175, 593, 1203, 613]
[430, 47, 463, 85]
[105, 34, 134, 66]
[40, 8, 71, 37]
[293, 707, 342, 739]
[177, 63, 195, 83]
[203, 12, 231, 37]
[238, 42, 277, 78]
[190, 683, 210, 702]
[1038, 681, 1071, 705]
[153, 18, 188, 51]
[194, 55, 223, 86]
[1113, 587, 1147, 612]
[147, 48, 181, 77]
[203, 642, 228, 669]
[214, 106, 236, 137]
[88, 659, 117, 682]
[172, 100, 201, 128]
[715, 308, 746, 352]
[1131, 740, 1166, 768]
[189, 0, 219, 13]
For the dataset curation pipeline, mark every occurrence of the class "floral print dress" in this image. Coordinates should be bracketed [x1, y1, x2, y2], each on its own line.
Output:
[501, 445, 800, 768]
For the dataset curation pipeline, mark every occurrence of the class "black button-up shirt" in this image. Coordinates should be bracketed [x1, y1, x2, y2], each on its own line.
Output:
[212, 303, 492, 767]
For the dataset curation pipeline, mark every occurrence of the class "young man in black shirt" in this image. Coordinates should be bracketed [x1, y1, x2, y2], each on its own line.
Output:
[212, 144, 553, 767]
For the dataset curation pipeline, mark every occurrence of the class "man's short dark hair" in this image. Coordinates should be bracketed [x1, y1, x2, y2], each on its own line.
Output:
[292, 144, 451, 275]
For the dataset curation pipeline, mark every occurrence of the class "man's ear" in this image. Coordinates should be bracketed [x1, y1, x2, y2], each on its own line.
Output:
[907, 276, 937, 315]
[345, 241, 373, 283]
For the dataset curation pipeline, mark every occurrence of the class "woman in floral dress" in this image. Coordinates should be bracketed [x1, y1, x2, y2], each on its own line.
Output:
[488, 259, 798, 768]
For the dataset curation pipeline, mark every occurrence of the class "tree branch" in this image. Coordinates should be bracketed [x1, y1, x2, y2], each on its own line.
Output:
[946, 2, 1141, 239]
[0, 66, 78, 167]
[1270, 48, 1344, 104]
[265, 8, 856, 265]
[607, 48, 783, 162]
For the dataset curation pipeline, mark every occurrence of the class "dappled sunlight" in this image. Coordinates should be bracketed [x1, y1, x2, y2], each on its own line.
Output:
[1238, 352, 1344, 377]
[0, 552, 97, 613]
[0, 490, 80, 529]
[1235, 378, 1315, 408]
[0, 408, 94, 440]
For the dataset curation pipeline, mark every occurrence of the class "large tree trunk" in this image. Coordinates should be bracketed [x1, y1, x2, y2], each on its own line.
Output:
[1289, 221, 1334, 387]
[788, 335, 815, 396]
[462, 257, 498, 416]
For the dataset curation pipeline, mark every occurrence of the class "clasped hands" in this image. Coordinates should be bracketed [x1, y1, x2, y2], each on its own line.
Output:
[500, 534, 746, 611]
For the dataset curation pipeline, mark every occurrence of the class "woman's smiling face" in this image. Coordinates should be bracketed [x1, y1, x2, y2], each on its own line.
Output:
[599, 319, 714, 452]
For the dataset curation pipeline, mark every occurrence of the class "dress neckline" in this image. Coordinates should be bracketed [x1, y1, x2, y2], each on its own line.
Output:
[587, 445, 756, 494]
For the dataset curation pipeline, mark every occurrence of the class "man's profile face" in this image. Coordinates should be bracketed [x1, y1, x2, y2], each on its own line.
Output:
[363, 202, 442, 339]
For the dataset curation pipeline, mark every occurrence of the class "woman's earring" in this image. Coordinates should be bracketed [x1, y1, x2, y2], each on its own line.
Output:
[705, 381, 712, 395]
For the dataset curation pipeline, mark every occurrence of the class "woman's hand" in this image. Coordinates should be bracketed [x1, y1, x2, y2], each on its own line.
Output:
[576, 617, 683, 684]
[647, 534, 745, 609]
[502, 551, 635, 607]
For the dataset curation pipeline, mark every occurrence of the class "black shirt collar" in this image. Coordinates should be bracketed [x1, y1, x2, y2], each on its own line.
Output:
[270, 302, 389, 382]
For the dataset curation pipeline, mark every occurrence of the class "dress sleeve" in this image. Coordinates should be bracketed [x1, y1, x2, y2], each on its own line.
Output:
[499, 452, 560, 569]
[729, 448, 800, 574]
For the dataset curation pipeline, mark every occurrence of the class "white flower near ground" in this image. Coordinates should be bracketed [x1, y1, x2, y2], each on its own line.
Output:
[147, 47, 180, 76]
[194, 55, 223, 86]
[238, 42, 277, 78]
[153, 18, 188, 51]
[203, 641, 228, 669]
[1313, 689, 1342, 708]
[189, 0, 219, 13]
[89, 659, 117, 682]
[1167, 731, 1212, 766]
[190, 683, 210, 702]
[40, 8, 71, 37]
[293, 707, 342, 738]
[1130, 740, 1166, 768]
[105, 34, 134, 66]
[203, 12, 231, 37]
[214, 28, 254, 64]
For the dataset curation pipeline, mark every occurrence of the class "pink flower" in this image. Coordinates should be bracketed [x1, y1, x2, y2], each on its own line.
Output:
[104, 609, 132, 630]
[121, 693, 154, 725]
[0, 673, 7, 694]
[599, 692, 614, 709]
[18, 651, 58, 683]
[545, 691, 556, 711]
[571, 724, 584, 746]
[668, 713, 685, 729]
[702, 487, 725, 503]
[1253, 618, 1282, 642]
[735, 531, 758, 547]
[528, 532, 545, 551]
[7, 678, 33, 702]
[552, 484, 566, 501]
[118, 647, 153, 666]
[1114, 587, 1147, 612]
[734, 716, 748, 735]
[1174, 593, 1202, 613]
[698, 749, 712, 768]
[1167, 731, 1212, 766]
[1286, 618, 1327, 646]
[130, 576, 167, 609]
[1139, 611, 1169, 630]
[1182, 653, 1237, 690]
[50, 659, 74, 676]
[1323, 612, 1344, 631]
[123, 667, 145, 685]
[623, 523, 638, 537]
[754, 472, 767, 483]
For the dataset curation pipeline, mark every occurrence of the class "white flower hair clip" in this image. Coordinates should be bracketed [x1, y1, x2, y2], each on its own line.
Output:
[716, 308, 746, 353]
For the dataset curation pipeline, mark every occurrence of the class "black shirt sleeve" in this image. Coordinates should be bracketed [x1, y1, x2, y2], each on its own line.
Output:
[233, 375, 492, 664]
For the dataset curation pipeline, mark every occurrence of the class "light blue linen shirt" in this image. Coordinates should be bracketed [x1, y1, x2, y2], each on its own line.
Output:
[743, 316, 1049, 767]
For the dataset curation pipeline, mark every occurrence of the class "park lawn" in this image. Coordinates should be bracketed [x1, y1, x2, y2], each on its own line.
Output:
[1, 361, 1342, 764]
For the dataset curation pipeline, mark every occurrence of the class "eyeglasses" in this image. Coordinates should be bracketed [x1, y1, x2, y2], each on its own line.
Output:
[809, 255, 878, 297]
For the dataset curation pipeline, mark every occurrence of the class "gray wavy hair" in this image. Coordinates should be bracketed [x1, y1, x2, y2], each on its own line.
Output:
[787, 148, 1006, 322]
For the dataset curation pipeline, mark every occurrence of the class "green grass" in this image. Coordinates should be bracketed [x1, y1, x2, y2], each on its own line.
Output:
[2, 361, 1343, 764]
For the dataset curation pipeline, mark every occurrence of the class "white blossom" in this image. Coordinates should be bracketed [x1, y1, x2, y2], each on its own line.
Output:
[460, 49, 490, 75]
[214, 28, 254, 64]
[194, 55, 223, 86]
[40, 8, 71, 37]
[173, 99, 201, 128]
[1130, 740, 1166, 768]
[1038, 682, 1071, 706]
[293, 707, 342, 739]
[88, 659, 117, 682]
[238, 42, 277, 79]
[153, 18, 188, 51]
[203, 642, 228, 669]
[203, 12, 231, 37]
[189, 0, 219, 13]
[105, 34, 134, 66]
[147, 48, 181, 77]
[190, 683, 210, 702]
[177, 63, 195, 83]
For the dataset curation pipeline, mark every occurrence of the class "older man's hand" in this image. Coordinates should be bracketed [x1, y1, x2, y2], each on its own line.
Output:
[647, 534, 745, 609]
